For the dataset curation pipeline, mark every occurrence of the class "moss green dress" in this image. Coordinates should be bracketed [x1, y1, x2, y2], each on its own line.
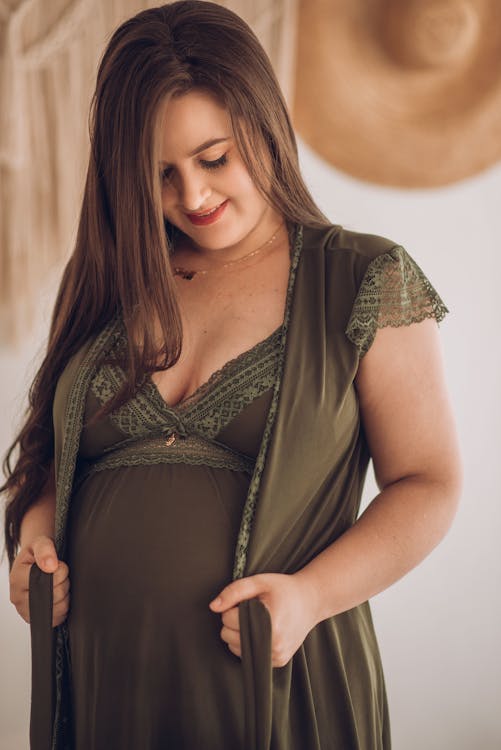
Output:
[28, 222, 450, 750]
[66, 322, 281, 749]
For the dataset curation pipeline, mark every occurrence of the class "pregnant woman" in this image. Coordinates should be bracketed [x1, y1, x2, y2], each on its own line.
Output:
[4, 2, 462, 748]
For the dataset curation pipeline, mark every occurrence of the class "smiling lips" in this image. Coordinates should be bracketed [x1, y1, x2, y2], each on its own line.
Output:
[186, 199, 229, 225]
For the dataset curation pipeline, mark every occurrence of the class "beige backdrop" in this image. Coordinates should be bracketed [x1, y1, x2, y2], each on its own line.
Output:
[4, 0, 500, 343]
[1, 2, 500, 749]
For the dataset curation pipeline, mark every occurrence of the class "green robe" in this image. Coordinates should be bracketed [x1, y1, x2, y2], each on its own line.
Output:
[28, 222, 449, 749]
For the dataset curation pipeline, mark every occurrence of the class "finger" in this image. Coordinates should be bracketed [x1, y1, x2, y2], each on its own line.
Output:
[221, 625, 241, 651]
[10, 549, 35, 593]
[221, 607, 240, 630]
[226, 641, 242, 658]
[32, 537, 59, 573]
[53, 593, 70, 627]
[53, 610, 69, 627]
[53, 561, 69, 586]
[15, 602, 30, 624]
[210, 575, 263, 612]
[16, 547, 36, 565]
[9, 563, 33, 604]
[53, 577, 70, 605]
[11, 560, 61, 603]
[54, 590, 70, 614]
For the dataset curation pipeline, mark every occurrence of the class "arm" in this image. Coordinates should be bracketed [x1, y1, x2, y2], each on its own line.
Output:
[19, 461, 56, 549]
[294, 317, 463, 625]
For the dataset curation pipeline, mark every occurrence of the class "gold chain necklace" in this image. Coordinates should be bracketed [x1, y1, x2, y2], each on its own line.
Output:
[172, 223, 285, 280]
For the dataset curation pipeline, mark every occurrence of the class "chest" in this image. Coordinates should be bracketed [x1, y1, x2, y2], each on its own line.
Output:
[151, 245, 291, 407]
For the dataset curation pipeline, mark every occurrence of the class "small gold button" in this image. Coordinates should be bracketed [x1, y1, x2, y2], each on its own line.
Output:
[165, 433, 176, 446]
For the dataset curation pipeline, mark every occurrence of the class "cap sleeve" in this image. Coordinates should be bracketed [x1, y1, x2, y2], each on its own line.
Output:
[345, 244, 449, 358]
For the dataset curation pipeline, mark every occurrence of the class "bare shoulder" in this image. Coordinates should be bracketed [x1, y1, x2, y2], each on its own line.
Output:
[354, 318, 463, 494]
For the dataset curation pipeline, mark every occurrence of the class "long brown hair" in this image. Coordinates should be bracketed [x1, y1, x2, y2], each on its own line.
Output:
[2, 0, 331, 568]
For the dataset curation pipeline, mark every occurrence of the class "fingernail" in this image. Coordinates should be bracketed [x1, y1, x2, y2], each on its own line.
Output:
[44, 557, 56, 570]
[210, 597, 222, 608]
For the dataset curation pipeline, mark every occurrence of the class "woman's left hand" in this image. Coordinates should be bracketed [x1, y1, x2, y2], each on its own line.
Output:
[209, 572, 317, 668]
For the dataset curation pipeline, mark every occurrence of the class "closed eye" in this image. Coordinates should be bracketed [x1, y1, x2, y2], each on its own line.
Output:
[161, 153, 228, 182]
[200, 154, 228, 170]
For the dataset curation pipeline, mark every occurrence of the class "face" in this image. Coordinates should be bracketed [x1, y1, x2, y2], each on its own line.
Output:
[158, 89, 281, 254]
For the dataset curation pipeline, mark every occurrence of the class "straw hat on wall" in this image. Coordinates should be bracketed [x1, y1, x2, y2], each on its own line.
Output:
[292, 0, 501, 187]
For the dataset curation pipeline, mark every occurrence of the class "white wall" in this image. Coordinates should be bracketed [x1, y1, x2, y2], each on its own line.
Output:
[296, 135, 501, 749]
[1, 137, 500, 748]
[0, 266, 61, 750]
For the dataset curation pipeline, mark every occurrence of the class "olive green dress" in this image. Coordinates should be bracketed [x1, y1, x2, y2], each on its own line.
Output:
[65, 322, 281, 750]
[28, 221, 450, 750]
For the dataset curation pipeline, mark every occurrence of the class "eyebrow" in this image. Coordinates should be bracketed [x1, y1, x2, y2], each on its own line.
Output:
[160, 136, 232, 166]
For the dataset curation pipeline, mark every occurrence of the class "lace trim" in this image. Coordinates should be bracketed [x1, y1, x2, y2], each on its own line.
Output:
[52, 314, 123, 750]
[345, 244, 450, 358]
[74, 432, 255, 492]
[89, 309, 283, 442]
[232, 222, 303, 580]
[55, 317, 123, 553]
[90, 356, 186, 439]
[146, 326, 282, 437]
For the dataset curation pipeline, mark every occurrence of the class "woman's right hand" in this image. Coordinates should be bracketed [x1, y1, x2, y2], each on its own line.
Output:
[9, 535, 70, 627]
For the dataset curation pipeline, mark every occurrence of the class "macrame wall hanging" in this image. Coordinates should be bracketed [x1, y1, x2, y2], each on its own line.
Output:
[4, 0, 497, 347]
[0, 0, 297, 346]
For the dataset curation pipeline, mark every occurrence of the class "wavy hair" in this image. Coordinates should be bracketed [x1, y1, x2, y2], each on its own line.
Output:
[2, 0, 331, 568]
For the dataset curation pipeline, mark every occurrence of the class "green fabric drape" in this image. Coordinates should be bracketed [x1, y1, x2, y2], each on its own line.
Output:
[28, 222, 449, 749]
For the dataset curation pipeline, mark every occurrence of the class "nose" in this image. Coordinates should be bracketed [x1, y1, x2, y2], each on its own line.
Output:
[177, 170, 212, 213]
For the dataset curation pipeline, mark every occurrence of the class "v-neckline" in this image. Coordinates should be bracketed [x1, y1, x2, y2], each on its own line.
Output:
[147, 222, 302, 414]
[146, 322, 283, 416]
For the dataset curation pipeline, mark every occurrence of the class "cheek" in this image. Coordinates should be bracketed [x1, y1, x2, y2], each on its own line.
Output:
[161, 186, 176, 216]
[224, 162, 262, 203]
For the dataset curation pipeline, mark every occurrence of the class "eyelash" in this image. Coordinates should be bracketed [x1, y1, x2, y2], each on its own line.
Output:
[161, 153, 228, 182]
[202, 154, 228, 170]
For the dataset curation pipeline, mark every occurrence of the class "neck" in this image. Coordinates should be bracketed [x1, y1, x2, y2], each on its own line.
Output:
[172, 217, 289, 271]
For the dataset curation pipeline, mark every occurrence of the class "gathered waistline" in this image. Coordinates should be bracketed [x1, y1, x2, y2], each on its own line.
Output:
[74, 431, 255, 491]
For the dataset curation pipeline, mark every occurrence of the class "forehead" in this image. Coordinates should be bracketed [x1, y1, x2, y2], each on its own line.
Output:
[159, 90, 233, 158]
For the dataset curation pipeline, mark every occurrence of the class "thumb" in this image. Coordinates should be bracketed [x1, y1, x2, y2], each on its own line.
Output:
[209, 575, 264, 612]
[32, 536, 58, 573]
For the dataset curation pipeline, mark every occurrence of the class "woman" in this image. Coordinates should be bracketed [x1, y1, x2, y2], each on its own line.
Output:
[3, 2, 463, 749]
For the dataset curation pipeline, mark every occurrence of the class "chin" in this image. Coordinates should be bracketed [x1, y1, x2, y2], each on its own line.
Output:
[187, 220, 240, 243]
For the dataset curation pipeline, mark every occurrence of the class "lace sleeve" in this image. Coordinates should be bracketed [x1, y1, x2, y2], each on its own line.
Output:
[345, 244, 449, 358]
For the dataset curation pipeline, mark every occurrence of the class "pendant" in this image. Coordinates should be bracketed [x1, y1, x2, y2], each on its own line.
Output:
[174, 268, 197, 280]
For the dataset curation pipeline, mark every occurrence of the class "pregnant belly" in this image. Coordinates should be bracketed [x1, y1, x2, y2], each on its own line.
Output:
[67, 463, 248, 616]
[65, 463, 249, 747]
